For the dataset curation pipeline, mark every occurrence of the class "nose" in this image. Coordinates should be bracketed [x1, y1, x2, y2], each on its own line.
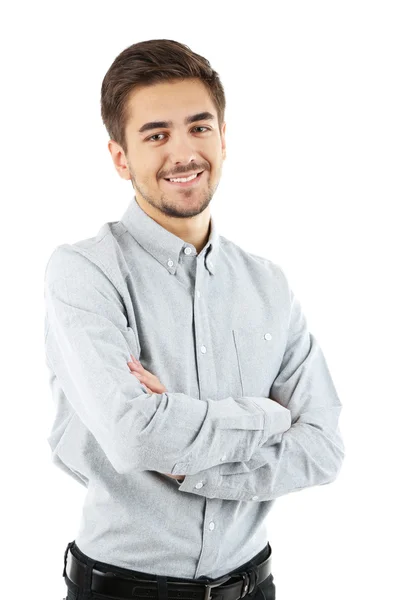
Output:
[167, 136, 199, 168]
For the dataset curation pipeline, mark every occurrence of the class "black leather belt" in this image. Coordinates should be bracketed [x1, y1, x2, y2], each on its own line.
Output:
[65, 544, 272, 600]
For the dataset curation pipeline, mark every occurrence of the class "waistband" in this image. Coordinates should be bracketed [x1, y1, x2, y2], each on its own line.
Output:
[63, 539, 273, 600]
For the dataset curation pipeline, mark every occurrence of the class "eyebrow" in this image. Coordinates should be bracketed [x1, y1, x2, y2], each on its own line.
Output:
[138, 111, 215, 134]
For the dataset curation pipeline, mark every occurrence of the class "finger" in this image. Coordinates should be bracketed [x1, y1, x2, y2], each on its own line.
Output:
[127, 361, 166, 392]
[130, 371, 151, 393]
[133, 372, 154, 388]
[145, 380, 166, 393]
[131, 371, 165, 394]
[128, 361, 147, 375]
[130, 354, 142, 367]
[128, 355, 141, 366]
[132, 371, 146, 383]
[128, 359, 142, 369]
[131, 372, 156, 392]
[128, 362, 143, 372]
[128, 357, 159, 382]
[129, 363, 158, 382]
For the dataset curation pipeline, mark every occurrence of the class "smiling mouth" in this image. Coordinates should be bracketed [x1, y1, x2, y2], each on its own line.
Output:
[163, 170, 205, 188]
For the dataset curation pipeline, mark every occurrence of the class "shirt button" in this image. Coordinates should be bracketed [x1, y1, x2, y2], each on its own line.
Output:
[220, 455, 227, 461]
[195, 482, 204, 489]
[184, 247, 192, 255]
[167, 259, 174, 267]
[264, 333, 272, 340]
[200, 345, 207, 354]
[252, 495, 259, 501]
[209, 522, 215, 531]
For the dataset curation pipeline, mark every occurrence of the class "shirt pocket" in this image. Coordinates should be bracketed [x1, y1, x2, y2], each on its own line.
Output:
[232, 325, 282, 398]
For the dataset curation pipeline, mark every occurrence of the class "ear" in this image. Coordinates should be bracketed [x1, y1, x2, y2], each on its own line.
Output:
[221, 122, 227, 160]
[108, 139, 132, 181]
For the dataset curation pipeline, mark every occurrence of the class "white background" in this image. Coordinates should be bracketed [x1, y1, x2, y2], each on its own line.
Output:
[1, 1, 399, 599]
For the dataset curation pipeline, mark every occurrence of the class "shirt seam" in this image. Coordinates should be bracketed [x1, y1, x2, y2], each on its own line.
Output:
[56, 241, 142, 356]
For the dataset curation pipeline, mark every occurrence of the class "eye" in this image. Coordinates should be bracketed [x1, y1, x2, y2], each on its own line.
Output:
[146, 126, 211, 142]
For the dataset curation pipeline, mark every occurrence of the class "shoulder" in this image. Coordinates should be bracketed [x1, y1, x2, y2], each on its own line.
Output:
[43, 221, 128, 293]
[219, 234, 289, 289]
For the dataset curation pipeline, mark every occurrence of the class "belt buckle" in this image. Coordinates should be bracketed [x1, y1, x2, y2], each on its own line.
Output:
[203, 575, 232, 600]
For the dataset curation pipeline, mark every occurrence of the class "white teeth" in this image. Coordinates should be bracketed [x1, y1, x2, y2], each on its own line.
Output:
[169, 173, 198, 183]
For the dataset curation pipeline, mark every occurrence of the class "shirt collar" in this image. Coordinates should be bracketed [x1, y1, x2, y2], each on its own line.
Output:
[120, 195, 220, 276]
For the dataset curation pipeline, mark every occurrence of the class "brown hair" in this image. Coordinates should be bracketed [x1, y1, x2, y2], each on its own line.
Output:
[100, 39, 226, 155]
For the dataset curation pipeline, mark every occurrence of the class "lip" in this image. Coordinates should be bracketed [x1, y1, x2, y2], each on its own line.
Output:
[163, 170, 205, 188]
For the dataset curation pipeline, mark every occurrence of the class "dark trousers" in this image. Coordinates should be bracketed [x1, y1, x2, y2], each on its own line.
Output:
[64, 539, 276, 600]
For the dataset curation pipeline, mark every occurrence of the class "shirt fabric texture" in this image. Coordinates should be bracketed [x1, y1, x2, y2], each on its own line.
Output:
[43, 196, 345, 579]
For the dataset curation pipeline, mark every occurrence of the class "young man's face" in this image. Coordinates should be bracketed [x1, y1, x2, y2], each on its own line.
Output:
[109, 78, 226, 219]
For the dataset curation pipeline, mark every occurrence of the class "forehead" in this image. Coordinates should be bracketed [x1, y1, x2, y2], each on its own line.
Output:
[126, 79, 215, 125]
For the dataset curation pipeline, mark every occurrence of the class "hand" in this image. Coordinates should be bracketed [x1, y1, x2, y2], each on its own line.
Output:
[127, 355, 167, 394]
[127, 355, 185, 482]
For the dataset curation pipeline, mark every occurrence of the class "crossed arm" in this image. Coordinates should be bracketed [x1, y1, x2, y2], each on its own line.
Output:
[45, 245, 344, 498]
[125, 355, 287, 485]
[126, 333, 345, 500]
[127, 354, 186, 481]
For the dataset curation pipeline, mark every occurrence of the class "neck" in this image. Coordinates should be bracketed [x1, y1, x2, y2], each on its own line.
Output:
[135, 195, 211, 254]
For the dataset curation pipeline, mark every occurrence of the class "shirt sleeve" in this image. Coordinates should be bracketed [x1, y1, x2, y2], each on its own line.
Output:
[177, 279, 346, 501]
[44, 244, 291, 476]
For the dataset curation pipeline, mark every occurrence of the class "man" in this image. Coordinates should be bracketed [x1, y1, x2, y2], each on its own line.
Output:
[44, 39, 345, 600]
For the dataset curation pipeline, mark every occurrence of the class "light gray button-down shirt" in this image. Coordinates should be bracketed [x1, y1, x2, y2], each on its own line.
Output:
[43, 196, 345, 579]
